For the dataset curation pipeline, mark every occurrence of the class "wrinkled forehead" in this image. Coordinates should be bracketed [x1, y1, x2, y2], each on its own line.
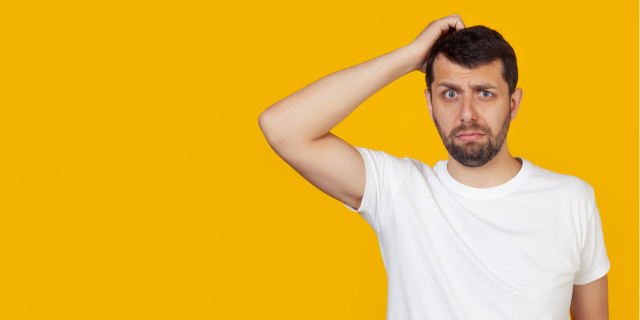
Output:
[432, 54, 505, 90]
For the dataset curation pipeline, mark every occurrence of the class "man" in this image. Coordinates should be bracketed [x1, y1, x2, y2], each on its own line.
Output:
[258, 14, 610, 320]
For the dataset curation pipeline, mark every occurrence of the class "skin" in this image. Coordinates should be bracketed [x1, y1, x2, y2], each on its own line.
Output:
[424, 54, 523, 188]
[571, 274, 609, 320]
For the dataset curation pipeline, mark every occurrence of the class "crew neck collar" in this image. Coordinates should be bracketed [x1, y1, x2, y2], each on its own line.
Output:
[436, 157, 533, 200]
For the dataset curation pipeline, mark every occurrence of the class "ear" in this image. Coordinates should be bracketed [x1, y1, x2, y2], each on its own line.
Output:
[425, 88, 434, 122]
[509, 87, 523, 121]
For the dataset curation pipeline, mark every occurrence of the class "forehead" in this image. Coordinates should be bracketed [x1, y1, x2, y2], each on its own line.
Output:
[432, 54, 505, 89]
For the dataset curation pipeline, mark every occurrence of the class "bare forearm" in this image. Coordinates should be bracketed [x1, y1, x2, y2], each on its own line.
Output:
[259, 45, 418, 144]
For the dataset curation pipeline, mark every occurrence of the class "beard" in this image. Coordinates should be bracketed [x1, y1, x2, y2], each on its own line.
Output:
[434, 110, 511, 168]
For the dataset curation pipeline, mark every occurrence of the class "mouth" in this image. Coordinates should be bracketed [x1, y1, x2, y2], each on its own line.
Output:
[456, 131, 485, 142]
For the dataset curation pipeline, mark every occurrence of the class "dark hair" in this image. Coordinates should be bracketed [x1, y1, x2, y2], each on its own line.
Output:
[425, 25, 518, 99]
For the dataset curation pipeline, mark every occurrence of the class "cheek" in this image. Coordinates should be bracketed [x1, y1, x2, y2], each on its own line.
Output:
[435, 116, 459, 136]
[486, 113, 509, 133]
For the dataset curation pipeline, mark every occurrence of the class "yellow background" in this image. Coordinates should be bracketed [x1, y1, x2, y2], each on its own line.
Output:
[1, 0, 637, 319]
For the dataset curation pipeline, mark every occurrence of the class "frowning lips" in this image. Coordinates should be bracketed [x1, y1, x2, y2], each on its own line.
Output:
[457, 131, 484, 137]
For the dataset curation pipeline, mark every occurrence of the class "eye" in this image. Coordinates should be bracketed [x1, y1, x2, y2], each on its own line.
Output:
[480, 90, 493, 98]
[444, 90, 458, 99]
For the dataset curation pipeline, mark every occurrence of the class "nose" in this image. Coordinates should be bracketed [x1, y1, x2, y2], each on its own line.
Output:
[459, 92, 479, 124]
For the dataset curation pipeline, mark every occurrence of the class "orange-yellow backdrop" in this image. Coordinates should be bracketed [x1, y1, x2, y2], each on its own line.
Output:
[1, 0, 637, 319]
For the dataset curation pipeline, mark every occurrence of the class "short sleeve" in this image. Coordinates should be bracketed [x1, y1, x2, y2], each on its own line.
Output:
[342, 146, 410, 233]
[573, 202, 611, 285]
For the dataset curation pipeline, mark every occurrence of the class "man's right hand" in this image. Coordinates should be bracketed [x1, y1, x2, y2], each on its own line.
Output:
[406, 14, 466, 74]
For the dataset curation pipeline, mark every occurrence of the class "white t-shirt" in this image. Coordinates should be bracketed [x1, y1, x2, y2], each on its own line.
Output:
[342, 146, 611, 320]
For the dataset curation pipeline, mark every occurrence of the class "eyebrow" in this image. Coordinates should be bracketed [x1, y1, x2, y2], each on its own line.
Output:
[437, 81, 498, 91]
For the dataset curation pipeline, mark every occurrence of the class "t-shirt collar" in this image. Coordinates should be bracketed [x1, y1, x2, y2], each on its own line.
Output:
[435, 157, 533, 200]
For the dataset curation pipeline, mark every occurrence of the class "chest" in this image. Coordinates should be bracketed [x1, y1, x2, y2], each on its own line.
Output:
[383, 186, 581, 298]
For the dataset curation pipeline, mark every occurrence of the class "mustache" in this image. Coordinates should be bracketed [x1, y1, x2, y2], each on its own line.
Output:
[450, 125, 490, 137]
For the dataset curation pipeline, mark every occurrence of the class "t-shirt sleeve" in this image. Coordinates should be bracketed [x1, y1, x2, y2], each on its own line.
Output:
[573, 201, 611, 285]
[342, 146, 410, 233]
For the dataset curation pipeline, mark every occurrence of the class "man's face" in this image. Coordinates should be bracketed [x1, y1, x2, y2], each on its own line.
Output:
[425, 54, 520, 168]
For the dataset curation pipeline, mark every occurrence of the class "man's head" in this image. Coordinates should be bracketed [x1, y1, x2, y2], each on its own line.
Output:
[423, 25, 523, 168]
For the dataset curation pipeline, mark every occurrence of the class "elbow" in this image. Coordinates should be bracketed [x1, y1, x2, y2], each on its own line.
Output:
[258, 111, 269, 133]
[258, 110, 285, 146]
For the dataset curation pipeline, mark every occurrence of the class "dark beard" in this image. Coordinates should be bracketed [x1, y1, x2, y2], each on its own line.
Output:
[434, 111, 511, 168]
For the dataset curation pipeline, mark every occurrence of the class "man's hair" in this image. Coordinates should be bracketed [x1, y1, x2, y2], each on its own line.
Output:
[425, 25, 518, 99]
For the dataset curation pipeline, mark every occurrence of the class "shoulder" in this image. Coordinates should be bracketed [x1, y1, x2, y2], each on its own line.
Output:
[352, 147, 424, 181]
[354, 147, 423, 169]
[528, 164, 595, 202]
[353, 147, 436, 185]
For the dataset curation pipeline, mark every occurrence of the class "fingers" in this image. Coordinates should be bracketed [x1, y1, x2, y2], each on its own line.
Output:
[443, 14, 466, 31]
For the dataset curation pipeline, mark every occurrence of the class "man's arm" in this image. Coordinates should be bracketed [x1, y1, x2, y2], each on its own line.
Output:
[570, 274, 609, 320]
[258, 15, 465, 209]
[258, 47, 416, 209]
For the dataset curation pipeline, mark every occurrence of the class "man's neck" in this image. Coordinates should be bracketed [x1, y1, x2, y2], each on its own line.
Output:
[446, 147, 523, 189]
